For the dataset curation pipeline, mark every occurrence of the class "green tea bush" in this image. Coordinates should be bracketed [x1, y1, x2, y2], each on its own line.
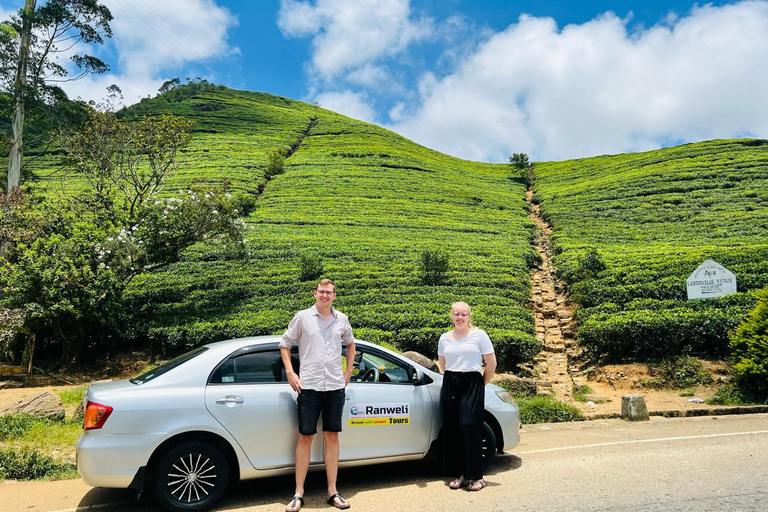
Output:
[578, 307, 742, 361]
[729, 288, 768, 399]
[536, 140, 768, 360]
[0, 448, 77, 480]
[22, 88, 537, 372]
[485, 329, 542, 370]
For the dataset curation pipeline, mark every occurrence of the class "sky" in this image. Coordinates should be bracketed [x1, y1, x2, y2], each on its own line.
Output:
[2, 0, 767, 162]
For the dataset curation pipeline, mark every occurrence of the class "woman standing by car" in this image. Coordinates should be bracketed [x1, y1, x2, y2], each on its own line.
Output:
[437, 301, 497, 492]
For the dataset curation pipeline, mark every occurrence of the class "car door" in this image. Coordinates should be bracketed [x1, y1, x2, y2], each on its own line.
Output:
[204, 344, 324, 470]
[339, 347, 434, 462]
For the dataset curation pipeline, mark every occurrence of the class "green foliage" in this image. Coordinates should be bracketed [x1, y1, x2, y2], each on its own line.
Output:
[647, 356, 712, 389]
[265, 147, 286, 179]
[707, 382, 761, 405]
[578, 306, 742, 360]
[515, 395, 585, 424]
[0, 414, 37, 441]
[556, 247, 606, 285]
[418, 248, 450, 286]
[572, 384, 593, 402]
[1, 110, 245, 363]
[0, 448, 77, 480]
[536, 140, 768, 360]
[509, 152, 530, 175]
[298, 253, 323, 282]
[729, 288, 768, 399]
[0, 203, 127, 362]
[57, 386, 87, 409]
[16, 88, 536, 371]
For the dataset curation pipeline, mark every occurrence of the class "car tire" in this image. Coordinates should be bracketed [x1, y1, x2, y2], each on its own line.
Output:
[430, 421, 497, 473]
[481, 421, 497, 471]
[153, 441, 230, 512]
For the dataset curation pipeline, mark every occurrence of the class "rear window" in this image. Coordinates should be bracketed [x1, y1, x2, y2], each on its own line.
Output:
[130, 347, 208, 385]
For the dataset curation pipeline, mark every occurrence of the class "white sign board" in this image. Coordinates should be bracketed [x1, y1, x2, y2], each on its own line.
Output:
[686, 259, 737, 300]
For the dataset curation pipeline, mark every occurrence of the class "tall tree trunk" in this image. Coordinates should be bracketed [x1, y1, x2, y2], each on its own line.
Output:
[6, 0, 36, 196]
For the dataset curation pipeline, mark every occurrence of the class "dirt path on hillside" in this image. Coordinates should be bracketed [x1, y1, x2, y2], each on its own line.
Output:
[523, 189, 736, 417]
[526, 189, 578, 403]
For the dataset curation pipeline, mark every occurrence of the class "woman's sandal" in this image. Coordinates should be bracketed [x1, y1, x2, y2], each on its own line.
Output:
[449, 476, 467, 489]
[467, 479, 486, 491]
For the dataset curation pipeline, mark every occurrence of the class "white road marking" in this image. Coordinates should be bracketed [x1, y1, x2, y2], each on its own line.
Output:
[520, 429, 768, 454]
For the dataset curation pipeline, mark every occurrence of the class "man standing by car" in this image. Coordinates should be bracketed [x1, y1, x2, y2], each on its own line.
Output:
[280, 278, 356, 511]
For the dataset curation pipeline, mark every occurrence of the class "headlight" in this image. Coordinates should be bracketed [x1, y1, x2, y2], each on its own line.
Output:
[495, 390, 517, 405]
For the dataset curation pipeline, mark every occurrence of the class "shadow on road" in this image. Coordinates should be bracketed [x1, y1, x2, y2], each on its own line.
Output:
[76, 454, 525, 511]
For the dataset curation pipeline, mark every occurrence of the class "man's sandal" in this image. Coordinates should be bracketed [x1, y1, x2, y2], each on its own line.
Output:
[449, 476, 467, 489]
[286, 495, 304, 512]
[327, 492, 351, 509]
[467, 479, 486, 491]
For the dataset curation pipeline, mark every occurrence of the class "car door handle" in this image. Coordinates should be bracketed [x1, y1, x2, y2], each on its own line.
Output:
[345, 394, 351, 401]
[216, 395, 244, 406]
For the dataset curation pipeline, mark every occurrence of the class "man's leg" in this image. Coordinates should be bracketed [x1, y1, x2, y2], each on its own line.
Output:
[323, 431, 340, 497]
[294, 433, 314, 497]
[321, 389, 349, 508]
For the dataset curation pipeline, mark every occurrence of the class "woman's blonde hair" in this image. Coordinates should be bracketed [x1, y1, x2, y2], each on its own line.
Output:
[451, 301, 474, 328]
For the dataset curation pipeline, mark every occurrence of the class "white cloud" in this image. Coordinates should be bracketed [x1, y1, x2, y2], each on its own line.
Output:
[59, 0, 238, 105]
[314, 90, 377, 123]
[278, 0, 433, 79]
[391, 1, 768, 161]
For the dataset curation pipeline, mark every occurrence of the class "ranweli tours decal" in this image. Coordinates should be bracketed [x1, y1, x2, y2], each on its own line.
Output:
[348, 403, 410, 426]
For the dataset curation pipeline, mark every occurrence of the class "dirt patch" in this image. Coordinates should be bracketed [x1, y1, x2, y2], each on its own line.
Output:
[571, 361, 731, 417]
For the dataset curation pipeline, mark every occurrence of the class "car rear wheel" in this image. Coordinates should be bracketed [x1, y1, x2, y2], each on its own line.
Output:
[153, 441, 230, 512]
[481, 421, 497, 471]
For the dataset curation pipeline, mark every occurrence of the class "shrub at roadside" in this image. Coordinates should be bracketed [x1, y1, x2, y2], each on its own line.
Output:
[0, 448, 77, 480]
[515, 395, 584, 424]
[729, 288, 768, 400]
[0, 413, 80, 480]
[647, 356, 712, 389]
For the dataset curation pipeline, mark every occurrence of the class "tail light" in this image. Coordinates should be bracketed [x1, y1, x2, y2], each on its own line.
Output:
[84, 401, 113, 430]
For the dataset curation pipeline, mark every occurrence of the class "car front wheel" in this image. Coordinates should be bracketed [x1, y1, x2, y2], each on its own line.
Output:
[153, 441, 230, 512]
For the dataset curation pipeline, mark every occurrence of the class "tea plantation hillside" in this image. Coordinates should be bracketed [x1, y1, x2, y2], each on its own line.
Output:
[21, 87, 539, 368]
[533, 140, 768, 361]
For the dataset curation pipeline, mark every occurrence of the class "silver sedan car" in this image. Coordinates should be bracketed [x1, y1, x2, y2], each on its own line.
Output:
[77, 336, 520, 511]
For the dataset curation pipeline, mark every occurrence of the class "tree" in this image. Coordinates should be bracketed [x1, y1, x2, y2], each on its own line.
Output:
[418, 248, 450, 286]
[1, 0, 113, 195]
[0, 111, 246, 365]
[509, 152, 530, 176]
[730, 288, 768, 399]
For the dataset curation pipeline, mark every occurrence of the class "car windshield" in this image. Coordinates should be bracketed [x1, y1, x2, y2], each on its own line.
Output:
[130, 347, 208, 385]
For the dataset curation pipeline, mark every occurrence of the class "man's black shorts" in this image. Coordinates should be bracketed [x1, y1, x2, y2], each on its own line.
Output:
[297, 388, 345, 435]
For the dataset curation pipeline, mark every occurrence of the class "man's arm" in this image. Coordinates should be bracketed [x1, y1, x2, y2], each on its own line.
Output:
[281, 346, 301, 392]
[344, 341, 356, 386]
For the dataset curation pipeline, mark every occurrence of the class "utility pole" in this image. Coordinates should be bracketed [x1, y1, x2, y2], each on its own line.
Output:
[6, 0, 36, 196]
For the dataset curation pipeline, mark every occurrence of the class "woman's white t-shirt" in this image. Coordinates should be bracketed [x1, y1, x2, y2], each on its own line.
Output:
[438, 329, 494, 373]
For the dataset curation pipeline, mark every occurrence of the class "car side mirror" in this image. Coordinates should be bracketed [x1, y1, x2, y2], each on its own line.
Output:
[411, 367, 425, 385]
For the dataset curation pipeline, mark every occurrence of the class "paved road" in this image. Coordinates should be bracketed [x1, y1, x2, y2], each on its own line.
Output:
[2, 413, 767, 512]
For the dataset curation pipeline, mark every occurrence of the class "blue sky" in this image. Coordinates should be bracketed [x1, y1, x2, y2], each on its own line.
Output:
[2, 0, 766, 162]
